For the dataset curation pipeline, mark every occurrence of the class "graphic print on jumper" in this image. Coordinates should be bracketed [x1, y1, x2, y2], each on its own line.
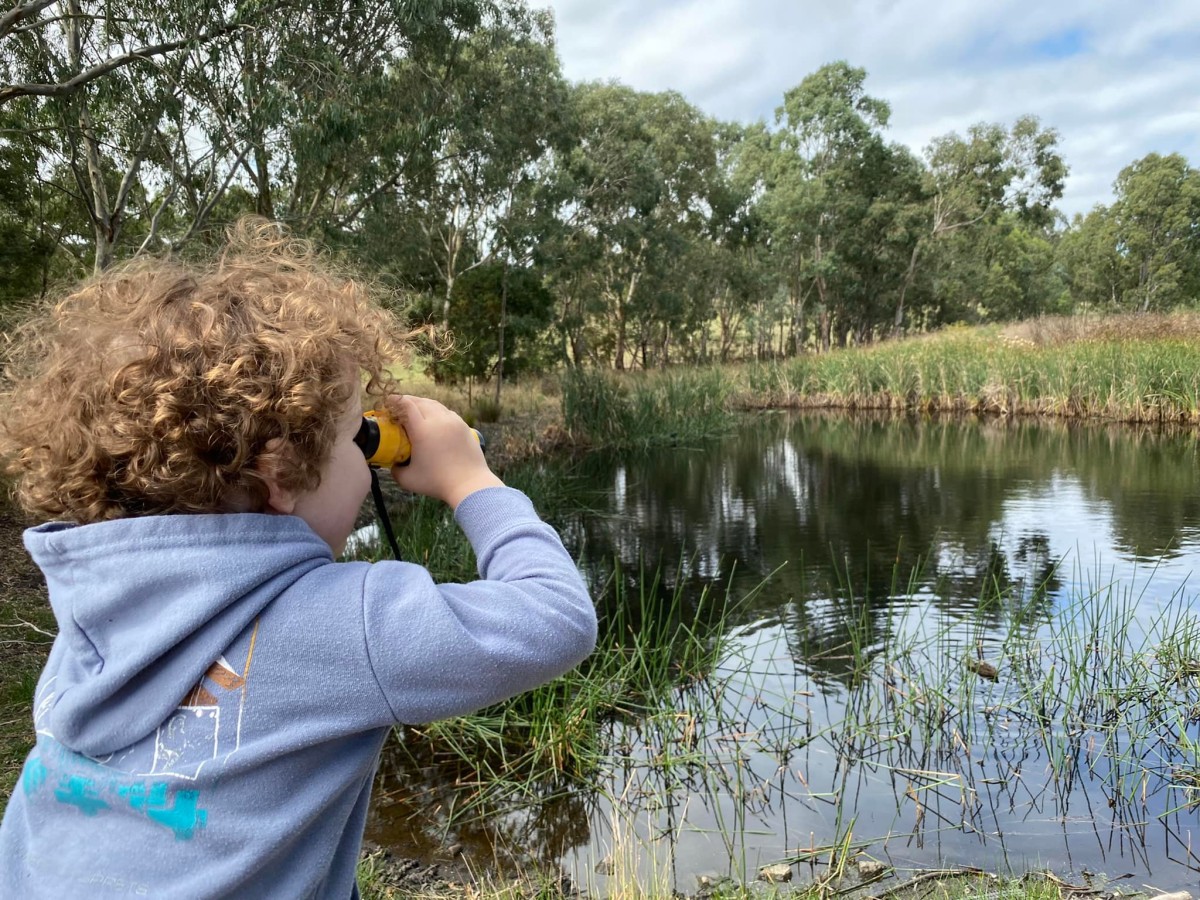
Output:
[23, 620, 260, 840]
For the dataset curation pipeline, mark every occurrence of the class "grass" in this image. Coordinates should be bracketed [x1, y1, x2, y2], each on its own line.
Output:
[546, 315, 1200, 454]
[561, 367, 734, 450]
[376, 556, 750, 825]
[0, 495, 54, 797]
[738, 321, 1200, 424]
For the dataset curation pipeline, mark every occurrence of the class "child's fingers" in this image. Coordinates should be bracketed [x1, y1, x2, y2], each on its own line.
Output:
[383, 394, 419, 425]
[384, 395, 453, 424]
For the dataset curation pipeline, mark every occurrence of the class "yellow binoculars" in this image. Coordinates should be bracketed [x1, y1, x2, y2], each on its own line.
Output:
[353, 408, 484, 467]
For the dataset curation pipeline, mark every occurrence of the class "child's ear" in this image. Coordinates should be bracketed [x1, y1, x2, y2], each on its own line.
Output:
[257, 438, 297, 515]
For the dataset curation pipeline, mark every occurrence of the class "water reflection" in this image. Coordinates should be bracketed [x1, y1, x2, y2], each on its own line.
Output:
[571, 412, 1200, 616]
[370, 412, 1200, 892]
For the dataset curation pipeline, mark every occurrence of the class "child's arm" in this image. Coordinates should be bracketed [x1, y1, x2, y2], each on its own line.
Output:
[359, 395, 597, 724]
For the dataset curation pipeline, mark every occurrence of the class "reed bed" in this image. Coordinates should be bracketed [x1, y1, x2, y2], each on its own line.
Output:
[380, 557, 745, 824]
[549, 319, 1200, 453]
[742, 327, 1200, 424]
[561, 367, 733, 450]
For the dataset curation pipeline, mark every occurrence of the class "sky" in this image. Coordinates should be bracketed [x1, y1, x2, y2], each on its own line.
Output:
[535, 0, 1200, 219]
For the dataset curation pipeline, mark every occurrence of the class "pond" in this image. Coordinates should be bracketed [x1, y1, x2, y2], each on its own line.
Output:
[367, 411, 1200, 893]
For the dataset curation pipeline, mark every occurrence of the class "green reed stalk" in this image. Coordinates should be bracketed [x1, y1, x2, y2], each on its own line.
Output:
[739, 328, 1200, 422]
[562, 367, 733, 450]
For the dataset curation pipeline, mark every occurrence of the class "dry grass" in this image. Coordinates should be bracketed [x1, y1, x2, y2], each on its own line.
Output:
[386, 370, 567, 469]
[1002, 311, 1200, 346]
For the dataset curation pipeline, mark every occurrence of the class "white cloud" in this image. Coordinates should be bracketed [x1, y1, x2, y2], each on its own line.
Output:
[537, 0, 1200, 217]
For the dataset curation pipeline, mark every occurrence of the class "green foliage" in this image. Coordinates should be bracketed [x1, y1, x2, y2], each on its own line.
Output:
[548, 81, 720, 368]
[0, 107, 78, 306]
[427, 262, 557, 383]
[1059, 153, 1200, 312]
[561, 368, 733, 450]
[909, 116, 1067, 328]
[1, 0, 494, 269]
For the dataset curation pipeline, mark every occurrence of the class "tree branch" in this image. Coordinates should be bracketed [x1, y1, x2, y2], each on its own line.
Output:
[0, 20, 248, 106]
[0, 0, 56, 40]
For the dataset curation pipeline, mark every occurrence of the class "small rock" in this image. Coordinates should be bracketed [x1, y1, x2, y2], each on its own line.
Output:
[445, 842, 463, 858]
[858, 859, 887, 878]
[759, 864, 793, 883]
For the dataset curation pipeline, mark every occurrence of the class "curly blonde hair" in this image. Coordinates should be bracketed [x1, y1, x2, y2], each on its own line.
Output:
[0, 219, 408, 523]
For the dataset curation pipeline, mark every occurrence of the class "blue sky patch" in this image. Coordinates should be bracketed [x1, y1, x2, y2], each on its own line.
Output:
[957, 26, 1089, 68]
[1029, 27, 1088, 61]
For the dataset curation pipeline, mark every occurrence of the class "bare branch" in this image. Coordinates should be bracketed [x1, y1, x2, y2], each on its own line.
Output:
[0, 19, 248, 107]
[0, 0, 56, 40]
[175, 143, 252, 250]
[0, 617, 54, 637]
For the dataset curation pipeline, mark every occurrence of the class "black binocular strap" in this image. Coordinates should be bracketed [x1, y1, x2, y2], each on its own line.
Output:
[369, 467, 403, 561]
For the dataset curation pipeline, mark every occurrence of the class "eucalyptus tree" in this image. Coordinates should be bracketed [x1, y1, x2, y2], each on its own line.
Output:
[901, 116, 1066, 327]
[0, 0, 485, 270]
[396, 2, 571, 331]
[697, 121, 774, 362]
[1108, 153, 1200, 310]
[0, 105, 67, 308]
[1058, 206, 1124, 309]
[427, 260, 556, 384]
[552, 81, 717, 369]
[1059, 153, 1200, 312]
[756, 61, 922, 349]
[975, 214, 1064, 319]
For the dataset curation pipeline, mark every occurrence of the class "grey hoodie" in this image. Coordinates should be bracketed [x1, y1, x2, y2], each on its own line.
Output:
[0, 486, 597, 899]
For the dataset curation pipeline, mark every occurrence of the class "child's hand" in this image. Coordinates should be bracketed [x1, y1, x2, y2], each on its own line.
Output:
[384, 395, 503, 509]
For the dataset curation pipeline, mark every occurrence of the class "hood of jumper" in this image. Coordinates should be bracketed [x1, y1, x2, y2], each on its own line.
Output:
[25, 513, 331, 757]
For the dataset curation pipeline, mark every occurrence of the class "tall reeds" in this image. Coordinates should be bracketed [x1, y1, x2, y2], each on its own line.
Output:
[742, 327, 1200, 423]
[384, 556, 745, 824]
[561, 367, 733, 449]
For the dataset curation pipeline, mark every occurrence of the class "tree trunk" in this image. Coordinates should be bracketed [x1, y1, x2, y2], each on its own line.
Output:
[241, 32, 275, 220]
[894, 242, 921, 336]
[493, 258, 508, 410]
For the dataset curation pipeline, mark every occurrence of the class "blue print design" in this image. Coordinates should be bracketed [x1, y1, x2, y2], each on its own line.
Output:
[30, 747, 210, 839]
[21, 756, 47, 796]
[120, 781, 208, 840]
[54, 775, 110, 816]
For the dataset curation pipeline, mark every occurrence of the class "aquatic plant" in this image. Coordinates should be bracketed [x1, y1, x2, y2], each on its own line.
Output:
[741, 328, 1200, 423]
[561, 367, 733, 450]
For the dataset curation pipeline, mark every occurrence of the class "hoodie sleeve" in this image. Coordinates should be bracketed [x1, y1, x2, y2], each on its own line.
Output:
[360, 486, 597, 724]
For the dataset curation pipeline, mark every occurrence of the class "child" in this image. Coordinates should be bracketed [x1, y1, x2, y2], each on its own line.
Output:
[0, 220, 597, 898]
